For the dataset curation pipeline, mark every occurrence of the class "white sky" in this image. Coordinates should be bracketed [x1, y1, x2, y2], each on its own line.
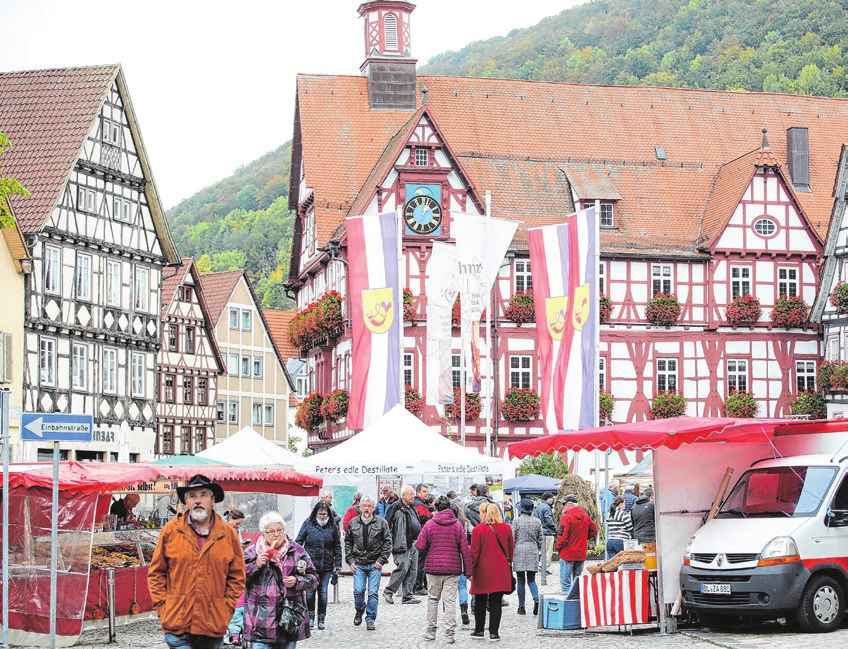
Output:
[1, 1, 584, 209]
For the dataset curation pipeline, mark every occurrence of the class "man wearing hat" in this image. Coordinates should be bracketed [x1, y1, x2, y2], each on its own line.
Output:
[533, 491, 557, 566]
[623, 482, 638, 512]
[555, 495, 598, 596]
[598, 479, 620, 519]
[148, 474, 246, 649]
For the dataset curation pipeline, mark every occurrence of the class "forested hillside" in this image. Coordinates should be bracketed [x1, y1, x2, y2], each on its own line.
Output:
[421, 0, 848, 96]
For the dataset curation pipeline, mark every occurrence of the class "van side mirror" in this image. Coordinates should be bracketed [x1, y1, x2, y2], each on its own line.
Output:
[825, 508, 848, 527]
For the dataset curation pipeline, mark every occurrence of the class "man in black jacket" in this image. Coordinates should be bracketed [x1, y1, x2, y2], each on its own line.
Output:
[345, 496, 392, 631]
[630, 487, 656, 544]
[382, 485, 422, 605]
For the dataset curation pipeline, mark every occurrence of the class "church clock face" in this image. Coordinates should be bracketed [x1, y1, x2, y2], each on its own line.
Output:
[404, 193, 442, 235]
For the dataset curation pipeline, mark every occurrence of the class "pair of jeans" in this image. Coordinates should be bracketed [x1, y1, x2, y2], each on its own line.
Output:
[515, 571, 539, 608]
[606, 538, 624, 560]
[306, 570, 332, 619]
[425, 574, 459, 638]
[384, 548, 418, 599]
[164, 633, 223, 649]
[249, 641, 297, 649]
[352, 562, 382, 622]
[559, 559, 584, 597]
[457, 574, 468, 606]
[415, 548, 428, 591]
[472, 592, 503, 635]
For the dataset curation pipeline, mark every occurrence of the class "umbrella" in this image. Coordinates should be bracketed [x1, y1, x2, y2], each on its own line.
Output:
[502, 473, 561, 494]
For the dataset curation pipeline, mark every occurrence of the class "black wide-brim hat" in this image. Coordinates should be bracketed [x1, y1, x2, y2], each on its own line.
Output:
[517, 497, 535, 514]
[177, 474, 225, 504]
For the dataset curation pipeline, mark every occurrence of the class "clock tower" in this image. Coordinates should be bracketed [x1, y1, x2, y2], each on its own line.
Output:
[358, 1, 417, 111]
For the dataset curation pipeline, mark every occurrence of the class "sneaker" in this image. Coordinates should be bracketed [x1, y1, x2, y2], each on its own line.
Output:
[383, 591, 394, 605]
[423, 630, 436, 641]
[414, 589, 428, 596]
[461, 611, 470, 625]
[445, 636, 456, 644]
[317, 620, 325, 631]
[517, 606, 526, 615]
[354, 610, 363, 626]
[470, 630, 485, 639]
[366, 621, 376, 631]
[309, 618, 315, 630]
[490, 633, 501, 642]
[402, 597, 421, 604]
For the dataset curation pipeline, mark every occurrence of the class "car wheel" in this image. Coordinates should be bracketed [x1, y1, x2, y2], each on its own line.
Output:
[797, 574, 844, 633]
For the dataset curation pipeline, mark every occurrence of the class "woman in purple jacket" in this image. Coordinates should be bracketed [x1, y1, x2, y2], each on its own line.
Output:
[243, 512, 318, 649]
[414, 496, 473, 645]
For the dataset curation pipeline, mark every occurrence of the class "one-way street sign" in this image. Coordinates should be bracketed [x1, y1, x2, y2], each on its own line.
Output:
[21, 413, 93, 441]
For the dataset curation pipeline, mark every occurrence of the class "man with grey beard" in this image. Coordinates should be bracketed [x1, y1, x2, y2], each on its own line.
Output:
[148, 474, 245, 649]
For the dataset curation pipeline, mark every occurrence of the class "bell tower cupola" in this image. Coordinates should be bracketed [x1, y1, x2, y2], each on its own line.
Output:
[357, 1, 417, 111]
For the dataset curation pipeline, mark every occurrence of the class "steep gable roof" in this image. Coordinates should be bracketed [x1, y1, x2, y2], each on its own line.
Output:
[198, 270, 244, 326]
[699, 149, 761, 248]
[0, 65, 179, 262]
[294, 74, 848, 256]
[161, 258, 192, 311]
[263, 310, 298, 364]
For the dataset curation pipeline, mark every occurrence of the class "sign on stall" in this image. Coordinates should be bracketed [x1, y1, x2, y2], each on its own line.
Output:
[114, 478, 185, 494]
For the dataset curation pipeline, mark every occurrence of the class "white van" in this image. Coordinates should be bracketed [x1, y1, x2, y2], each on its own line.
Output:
[679, 451, 848, 632]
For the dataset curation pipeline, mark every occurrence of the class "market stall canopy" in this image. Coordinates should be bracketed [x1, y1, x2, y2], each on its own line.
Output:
[196, 426, 309, 469]
[507, 416, 828, 458]
[304, 404, 503, 477]
[503, 473, 561, 494]
[151, 465, 322, 496]
[149, 453, 233, 466]
[6, 461, 160, 495]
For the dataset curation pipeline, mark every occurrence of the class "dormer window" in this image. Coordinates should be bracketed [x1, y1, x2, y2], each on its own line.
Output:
[415, 148, 429, 167]
[384, 13, 398, 50]
[579, 200, 616, 227]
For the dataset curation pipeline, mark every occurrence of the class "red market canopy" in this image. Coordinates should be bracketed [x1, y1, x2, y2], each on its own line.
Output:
[506, 416, 837, 459]
[152, 465, 322, 496]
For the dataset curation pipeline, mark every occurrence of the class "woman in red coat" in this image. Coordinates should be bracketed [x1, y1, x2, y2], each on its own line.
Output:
[469, 502, 514, 641]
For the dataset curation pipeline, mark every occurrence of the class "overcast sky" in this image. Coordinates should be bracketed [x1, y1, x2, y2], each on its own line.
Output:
[1, 1, 584, 209]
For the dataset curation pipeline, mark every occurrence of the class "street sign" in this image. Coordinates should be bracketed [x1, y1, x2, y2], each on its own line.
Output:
[21, 413, 93, 441]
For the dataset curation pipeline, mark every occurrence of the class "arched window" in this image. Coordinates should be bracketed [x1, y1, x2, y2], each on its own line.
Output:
[384, 13, 398, 50]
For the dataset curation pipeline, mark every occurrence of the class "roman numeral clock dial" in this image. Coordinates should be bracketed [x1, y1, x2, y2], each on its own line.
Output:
[404, 195, 442, 235]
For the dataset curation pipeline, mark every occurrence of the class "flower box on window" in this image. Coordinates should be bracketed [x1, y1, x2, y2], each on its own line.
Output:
[645, 293, 681, 328]
[599, 293, 613, 323]
[651, 390, 686, 419]
[320, 389, 349, 423]
[726, 294, 761, 325]
[405, 384, 423, 416]
[501, 387, 540, 422]
[818, 360, 848, 392]
[724, 389, 758, 418]
[770, 294, 809, 330]
[830, 282, 848, 314]
[599, 389, 614, 423]
[288, 291, 345, 348]
[295, 393, 324, 432]
[505, 291, 535, 324]
[790, 390, 827, 419]
[403, 288, 416, 322]
[444, 388, 481, 421]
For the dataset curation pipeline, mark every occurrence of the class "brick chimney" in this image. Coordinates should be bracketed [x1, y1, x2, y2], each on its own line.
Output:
[358, 1, 417, 111]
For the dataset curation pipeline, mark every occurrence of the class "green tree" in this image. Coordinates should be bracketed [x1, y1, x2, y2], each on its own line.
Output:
[0, 132, 30, 228]
[211, 250, 246, 271]
[518, 452, 569, 479]
[196, 254, 213, 274]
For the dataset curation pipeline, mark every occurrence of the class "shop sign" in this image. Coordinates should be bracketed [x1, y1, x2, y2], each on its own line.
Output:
[114, 478, 185, 494]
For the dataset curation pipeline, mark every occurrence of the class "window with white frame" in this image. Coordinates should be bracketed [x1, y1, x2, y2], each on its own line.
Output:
[134, 266, 149, 312]
[241, 355, 250, 377]
[102, 347, 117, 393]
[404, 353, 413, 387]
[113, 197, 132, 223]
[830, 337, 840, 361]
[510, 355, 532, 389]
[796, 361, 816, 392]
[39, 337, 56, 386]
[253, 356, 263, 378]
[727, 359, 748, 393]
[168, 325, 179, 352]
[44, 246, 61, 294]
[415, 148, 429, 166]
[241, 309, 252, 331]
[515, 260, 532, 292]
[599, 356, 606, 391]
[264, 404, 274, 426]
[131, 352, 145, 397]
[730, 266, 751, 300]
[183, 376, 193, 405]
[652, 264, 673, 296]
[164, 374, 175, 403]
[778, 267, 798, 298]
[197, 378, 208, 405]
[161, 425, 173, 454]
[252, 403, 262, 425]
[452, 354, 462, 390]
[76, 253, 92, 301]
[599, 263, 606, 294]
[102, 118, 121, 146]
[229, 308, 239, 330]
[216, 402, 225, 422]
[228, 401, 239, 424]
[181, 426, 192, 454]
[338, 355, 347, 390]
[72, 343, 87, 389]
[106, 260, 121, 306]
[656, 358, 677, 392]
[599, 202, 615, 228]
[194, 427, 206, 453]
[227, 353, 239, 375]
[185, 327, 195, 354]
[296, 375, 307, 400]
[77, 186, 97, 212]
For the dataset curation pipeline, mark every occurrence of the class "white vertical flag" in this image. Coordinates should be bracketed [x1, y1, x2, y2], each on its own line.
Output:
[425, 242, 458, 405]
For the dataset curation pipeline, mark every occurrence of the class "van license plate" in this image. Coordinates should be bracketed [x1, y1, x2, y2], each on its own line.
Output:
[701, 584, 731, 594]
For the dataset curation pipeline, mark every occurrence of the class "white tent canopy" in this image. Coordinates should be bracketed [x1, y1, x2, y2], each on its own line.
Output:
[302, 404, 503, 478]
[197, 426, 310, 470]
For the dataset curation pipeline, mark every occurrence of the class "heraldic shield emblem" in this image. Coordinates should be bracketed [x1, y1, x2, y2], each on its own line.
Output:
[362, 287, 394, 334]
[545, 295, 569, 341]
[571, 283, 590, 330]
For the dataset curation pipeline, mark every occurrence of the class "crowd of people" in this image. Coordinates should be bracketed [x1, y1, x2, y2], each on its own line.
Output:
[146, 473, 637, 649]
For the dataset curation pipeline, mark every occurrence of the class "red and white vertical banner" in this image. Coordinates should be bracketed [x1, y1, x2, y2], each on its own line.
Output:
[425, 242, 458, 406]
[580, 570, 651, 627]
[346, 212, 402, 430]
[528, 207, 598, 433]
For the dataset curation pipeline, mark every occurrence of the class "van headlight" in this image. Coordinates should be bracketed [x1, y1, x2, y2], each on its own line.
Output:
[683, 537, 695, 566]
[757, 536, 800, 567]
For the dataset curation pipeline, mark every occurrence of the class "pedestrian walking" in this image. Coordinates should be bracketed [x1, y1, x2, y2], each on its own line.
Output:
[413, 484, 434, 595]
[376, 485, 398, 517]
[598, 479, 620, 518]
[341, 492, 362, 531]
[383, 485, 423, 604]
[414, 496, 473, 644]
[555, 494, 598, 596]
[512, 498, 542, 616]
[532, 491, 557, 566]
[147, 474, 246, 649]
[344, 495, 392, 631]
[295, 501, 342, 631]
[242, 512, 318, 649]
[469, 503, 514, 642]
[622, 482, 638, 512]
[630, 487, 656, 544]
[465, 483, 495, 528]
[605, 495, 633, 560]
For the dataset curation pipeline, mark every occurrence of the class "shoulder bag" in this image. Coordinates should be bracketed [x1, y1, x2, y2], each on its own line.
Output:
[487, 524, 516, 594]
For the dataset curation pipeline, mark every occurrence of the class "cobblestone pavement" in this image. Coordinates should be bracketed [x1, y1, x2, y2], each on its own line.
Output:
[73, 570, 848, 649]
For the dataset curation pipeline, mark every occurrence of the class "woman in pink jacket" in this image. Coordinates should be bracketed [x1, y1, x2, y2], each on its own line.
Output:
[469, 503, 514, 642]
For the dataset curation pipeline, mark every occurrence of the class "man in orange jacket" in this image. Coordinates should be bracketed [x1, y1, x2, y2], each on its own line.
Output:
[554, 494, 598, 596]
[148, 474, 245, 649]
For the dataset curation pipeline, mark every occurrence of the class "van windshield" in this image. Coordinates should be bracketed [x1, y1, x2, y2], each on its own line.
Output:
[716, 465, 837, 518]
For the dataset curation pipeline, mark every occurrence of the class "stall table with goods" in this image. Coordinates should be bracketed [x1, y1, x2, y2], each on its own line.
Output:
[1, 461, 322, 647]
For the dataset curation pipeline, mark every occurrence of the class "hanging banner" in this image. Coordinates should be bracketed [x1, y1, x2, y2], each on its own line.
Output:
[528, 207, 598, 433]
[347, 212, 402, 429]
[426, 242, 458, 405]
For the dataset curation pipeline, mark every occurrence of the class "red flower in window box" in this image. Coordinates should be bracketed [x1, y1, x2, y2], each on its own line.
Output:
[726, 294, 761, 325]
[405, 384, 423, 416]
[444, 388, 481, 421]
[830, 282, 848, 314]
[505, 291, 535, 324]
[770, 294, 808, 330]
[599, 389, 614, 423]
[645, 293, 681, 328]
[501, 387, 540, 422]
[650, 390, 686, 419]
[789, 390, 827, 419]
[599, 293, 613, 323]
[320, 389, 349, 423]
[295, 393, 324, 432]
[403, 288, 416, 322]
[724, 389, 758, 418]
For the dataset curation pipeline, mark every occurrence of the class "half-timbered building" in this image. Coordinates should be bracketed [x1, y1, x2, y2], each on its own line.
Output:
[0, 65, 180, 462]
[288, 1, 848, 456]
[199, 270, 294, 446]
[156, 258, 225, 456]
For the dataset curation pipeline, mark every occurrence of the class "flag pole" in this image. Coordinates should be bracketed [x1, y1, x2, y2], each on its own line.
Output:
[397, 207, 404, 409]
[594, 199, 604, 493]
[484, 190, 492, 457]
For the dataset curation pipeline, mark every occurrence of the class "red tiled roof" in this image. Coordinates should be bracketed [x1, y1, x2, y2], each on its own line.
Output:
[161, 258, 192, 313]
[699, 150, 760, 247]
[263, 310, 298, 364]
[198, 270, 244, 325]
[295, 74, 847, 256]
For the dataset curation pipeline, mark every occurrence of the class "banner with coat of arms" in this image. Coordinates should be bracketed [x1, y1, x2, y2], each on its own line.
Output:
[528, 207, 598, 433]
[347, 212, 402, 430]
